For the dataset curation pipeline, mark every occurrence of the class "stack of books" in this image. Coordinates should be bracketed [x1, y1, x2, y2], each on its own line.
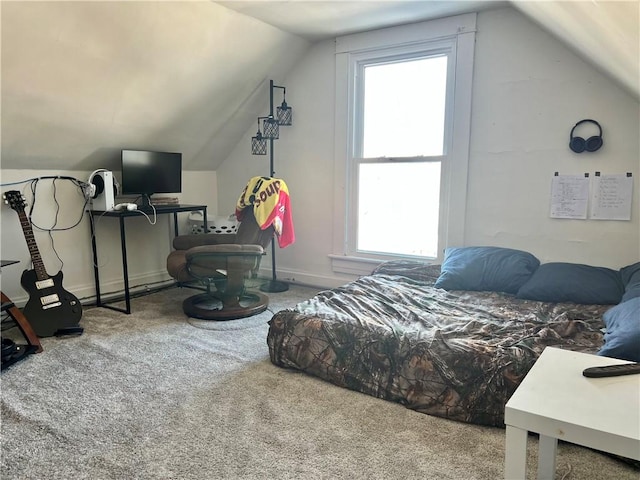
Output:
[151, 196, 179, 205]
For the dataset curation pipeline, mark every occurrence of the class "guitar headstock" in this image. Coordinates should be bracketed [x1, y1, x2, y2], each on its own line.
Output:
[3, 190, 27, 213]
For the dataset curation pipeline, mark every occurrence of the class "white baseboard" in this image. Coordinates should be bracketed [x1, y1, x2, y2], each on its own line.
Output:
[5, 270, 175, 308]
[5, 267, 350, 310]
[256, 266, 355, 290]
[79, 269, 175, 304]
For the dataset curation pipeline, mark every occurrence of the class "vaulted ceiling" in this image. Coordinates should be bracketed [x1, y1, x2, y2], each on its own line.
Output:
[217, 0, 498, 40]
[1, 1, 638, 172]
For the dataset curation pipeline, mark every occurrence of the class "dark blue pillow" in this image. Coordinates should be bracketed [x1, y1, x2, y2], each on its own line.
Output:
[516, 262, 624, 305]
[434, 246, 540, 294]
[620, 262, 640, 303]
[598, 297, 640, 362]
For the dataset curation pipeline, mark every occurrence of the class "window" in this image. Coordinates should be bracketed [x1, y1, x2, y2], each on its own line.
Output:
[357, 160, 441, 258]
[356, 53, 449, 258]
[332, 15, 476, 274]
[361, 55, 448, 158]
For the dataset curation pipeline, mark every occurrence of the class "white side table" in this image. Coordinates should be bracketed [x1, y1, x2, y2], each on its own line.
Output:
[504, 347, 640, 480]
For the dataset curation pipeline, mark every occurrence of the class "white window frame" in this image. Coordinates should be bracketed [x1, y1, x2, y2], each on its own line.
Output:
[331, 14, 476, 275]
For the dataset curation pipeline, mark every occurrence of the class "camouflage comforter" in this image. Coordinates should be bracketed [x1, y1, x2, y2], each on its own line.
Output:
[267, 261, 611, 427]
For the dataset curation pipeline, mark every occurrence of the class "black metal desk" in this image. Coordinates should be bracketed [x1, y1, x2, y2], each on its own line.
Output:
[88, 204, 207, 314]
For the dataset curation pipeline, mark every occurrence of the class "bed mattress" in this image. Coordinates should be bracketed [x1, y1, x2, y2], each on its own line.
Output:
[267, 262, 610, 427]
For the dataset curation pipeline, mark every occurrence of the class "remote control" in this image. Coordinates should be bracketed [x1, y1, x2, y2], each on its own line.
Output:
[582, 363, 640, 378]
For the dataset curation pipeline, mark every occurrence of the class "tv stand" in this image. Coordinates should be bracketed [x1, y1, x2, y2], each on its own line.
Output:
[88, 204, 207, 314]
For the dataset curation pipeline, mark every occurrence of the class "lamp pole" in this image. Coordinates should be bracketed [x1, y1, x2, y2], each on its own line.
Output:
[260, 80, 289, 293]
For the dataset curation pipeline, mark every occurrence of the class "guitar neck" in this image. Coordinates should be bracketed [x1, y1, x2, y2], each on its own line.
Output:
[16, 210, 48, 281]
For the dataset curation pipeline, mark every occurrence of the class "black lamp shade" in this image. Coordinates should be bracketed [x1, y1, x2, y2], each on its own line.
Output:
[277, 101, 292, 126]
[251, 134, 267, 155]
[263, 116, 279, 139]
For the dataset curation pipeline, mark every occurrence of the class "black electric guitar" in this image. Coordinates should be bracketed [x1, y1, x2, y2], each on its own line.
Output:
[4, 191, 83, 337]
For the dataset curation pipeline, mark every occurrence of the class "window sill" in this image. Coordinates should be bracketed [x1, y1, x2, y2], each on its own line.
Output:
[329, 253, 438, 277]
[328, 254, 384, 276]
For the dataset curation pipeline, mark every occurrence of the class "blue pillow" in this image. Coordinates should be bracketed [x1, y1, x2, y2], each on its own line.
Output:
[516, 262, 624, 305]
[598, 297, 640, 362]
[434, 246, 540, 294]
[620, 262, 640, 303]
[620, 262, 640, 285]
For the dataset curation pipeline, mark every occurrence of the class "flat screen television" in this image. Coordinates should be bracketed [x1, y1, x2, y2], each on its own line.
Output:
[121, 149, 182, 207]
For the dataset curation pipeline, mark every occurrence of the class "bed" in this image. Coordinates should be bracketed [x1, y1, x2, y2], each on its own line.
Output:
[268, 247, 639, 427]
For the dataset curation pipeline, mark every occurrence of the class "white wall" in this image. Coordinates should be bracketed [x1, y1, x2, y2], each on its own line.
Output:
[0, 169, 218, 306]
[216, 39, 343, 287]
[467, 8, 639, 266]
[217, 6, 640, 288]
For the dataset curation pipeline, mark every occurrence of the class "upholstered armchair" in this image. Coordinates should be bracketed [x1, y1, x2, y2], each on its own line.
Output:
[167, 208, 274, 320]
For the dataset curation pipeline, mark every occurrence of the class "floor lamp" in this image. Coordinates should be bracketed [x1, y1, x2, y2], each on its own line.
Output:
[251, 79, 292, 293]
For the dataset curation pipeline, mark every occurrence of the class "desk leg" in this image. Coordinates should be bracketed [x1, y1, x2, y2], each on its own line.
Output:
[119, 216, 131, 314]
[173, 212, 179, 237]
[537, 435, 558, 480]
[505, 425, 528, 479]
[171, 208, 207, 237]
[89, 212, 103, 307]
[203, 207, 207, 232]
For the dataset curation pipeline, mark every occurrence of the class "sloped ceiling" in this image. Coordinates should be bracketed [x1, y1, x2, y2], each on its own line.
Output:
[1, 1, 310, 171]
[220, 0, 639, 99]
[1, 1, 638, 172]
[216, 0, 498, 40]
[511, 1, 639, 100]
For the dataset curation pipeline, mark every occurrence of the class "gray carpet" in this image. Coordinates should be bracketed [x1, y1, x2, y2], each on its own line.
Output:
[1, 284, 638, 480]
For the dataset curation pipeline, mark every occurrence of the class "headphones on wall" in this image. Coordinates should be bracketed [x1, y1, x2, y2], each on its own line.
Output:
[85, 169, 120, 199]
[569, 119, 603, 153]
